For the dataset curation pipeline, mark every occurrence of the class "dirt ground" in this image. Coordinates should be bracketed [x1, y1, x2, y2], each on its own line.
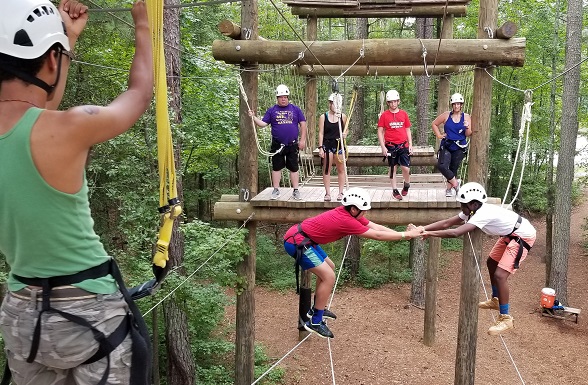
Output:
[245, 197, 588, 385]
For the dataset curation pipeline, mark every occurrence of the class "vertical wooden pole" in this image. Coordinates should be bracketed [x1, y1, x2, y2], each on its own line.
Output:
[435, 15, 453, 150]
[454, 2, 496, 385]
[298, 16, 318, 340]
[423, 12, 452, 348]
[236, 0, 258, 383]
[423, 238, 439, 346]
[305, 17, 318, 150]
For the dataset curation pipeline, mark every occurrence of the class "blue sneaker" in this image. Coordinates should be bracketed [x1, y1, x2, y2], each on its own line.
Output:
[306, 308, 337, 321]
[304, 321, 334, 338]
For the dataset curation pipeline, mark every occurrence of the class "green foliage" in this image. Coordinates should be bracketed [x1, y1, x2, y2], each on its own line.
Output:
[182, 221, 249, 288]
[441, 238, 463, 252]
[256, 234, 296, 291]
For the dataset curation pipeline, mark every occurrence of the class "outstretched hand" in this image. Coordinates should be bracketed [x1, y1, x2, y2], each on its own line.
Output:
[59, 0, 89, 41]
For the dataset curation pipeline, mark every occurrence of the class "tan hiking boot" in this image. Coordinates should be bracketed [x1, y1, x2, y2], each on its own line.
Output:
[478, 297, 499, 310]
[488, 314, 514, 335]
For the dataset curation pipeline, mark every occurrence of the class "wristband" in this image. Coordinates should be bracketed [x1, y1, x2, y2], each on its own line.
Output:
[401, 232, 405, 240]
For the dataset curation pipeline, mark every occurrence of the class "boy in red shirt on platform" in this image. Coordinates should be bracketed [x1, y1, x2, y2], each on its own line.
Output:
[283, 188, 423, 338]
[378, 89, 413, 200]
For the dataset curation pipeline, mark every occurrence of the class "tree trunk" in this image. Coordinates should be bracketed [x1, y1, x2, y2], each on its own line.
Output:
[162, 1, 194, 384]
[409, 17, 432, 306]
[551, 0, 582, 305]
[343, 17, 368, 279]
[545, 0, 563, 273]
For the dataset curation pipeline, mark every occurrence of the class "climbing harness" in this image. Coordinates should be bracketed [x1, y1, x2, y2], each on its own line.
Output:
[4, 259, 152, 385]
[503, 216, 531, 269]
[284, 223, 318, 294]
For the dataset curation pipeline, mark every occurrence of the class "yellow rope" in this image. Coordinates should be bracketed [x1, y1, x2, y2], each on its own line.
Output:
[147, 0, 182, 269]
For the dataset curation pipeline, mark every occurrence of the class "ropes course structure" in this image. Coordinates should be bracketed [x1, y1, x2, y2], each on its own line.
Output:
[65, 1, 588, 384]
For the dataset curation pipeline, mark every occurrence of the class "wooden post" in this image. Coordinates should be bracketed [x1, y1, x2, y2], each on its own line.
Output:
[298, 16, 317, 340]
[454, 1, 497, 384]
[424, 237, 440, 346]
[424, 13, 452, 348]
[235, 0, 258, 383]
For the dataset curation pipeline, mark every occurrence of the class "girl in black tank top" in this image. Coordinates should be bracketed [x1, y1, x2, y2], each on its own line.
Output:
[318, 95, 348, 201]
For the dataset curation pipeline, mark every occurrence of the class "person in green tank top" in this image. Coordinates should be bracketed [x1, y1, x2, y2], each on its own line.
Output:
[0, 0, 154, 384]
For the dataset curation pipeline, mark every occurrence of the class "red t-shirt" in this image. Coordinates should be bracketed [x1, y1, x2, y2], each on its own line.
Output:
[284, 206, 370, 245]
[378, 109, 412, 144]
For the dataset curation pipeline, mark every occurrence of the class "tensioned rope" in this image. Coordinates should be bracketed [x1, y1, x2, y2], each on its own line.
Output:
[465, 233, 527, 385]
[502, 91, 533, 209]
[89, 0, 240, 12]
[143, 213, 255, 316]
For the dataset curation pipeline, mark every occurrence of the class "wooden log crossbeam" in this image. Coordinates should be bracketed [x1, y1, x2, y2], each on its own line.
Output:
[303, 173, 446, 188]
[290, 5, 467, 18]
[295, 64, 458, 76]
[307, 145, 437, 167]
[212, 38, 526, 67]
[213, 188, 501, 224]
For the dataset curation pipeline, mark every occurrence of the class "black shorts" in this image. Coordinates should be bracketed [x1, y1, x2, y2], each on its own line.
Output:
[270, 140, 299, 172]
[386, 144, 410, 167]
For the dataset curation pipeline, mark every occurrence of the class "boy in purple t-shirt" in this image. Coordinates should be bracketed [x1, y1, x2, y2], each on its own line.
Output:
[249, 84, 307, 200]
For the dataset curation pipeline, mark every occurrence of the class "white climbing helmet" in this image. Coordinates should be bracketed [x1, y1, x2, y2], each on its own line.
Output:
[342, 188, 372, 210]
[328, 93, 342, 102]
[275, 84, 290, 97]
[456, 182, 487, 204]
[386, 89, 400, 102]
[450, 93, 464, 105]
[0, 0, 70, 59]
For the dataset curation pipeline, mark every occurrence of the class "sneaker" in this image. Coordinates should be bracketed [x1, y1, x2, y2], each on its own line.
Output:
[445, 188, 453, 197]
[487, 314, 514, 335]
[292, 189, 302, 200]
[453, 179, 461, 195]
[304, 321, 334, 339]
[478, 297, 499, 310]
[270, 188, 280, 200]
[392, 189, 402, 200]
[306, 308, 338, 321]
[401, 183, 410, 196]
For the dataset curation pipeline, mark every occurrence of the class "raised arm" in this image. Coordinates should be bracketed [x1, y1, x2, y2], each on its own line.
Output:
[64, 0, 153, 147]
[47, 0, 89, 110]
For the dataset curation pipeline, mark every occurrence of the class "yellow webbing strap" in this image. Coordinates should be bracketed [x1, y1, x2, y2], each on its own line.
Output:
[147, 0, 182, 270]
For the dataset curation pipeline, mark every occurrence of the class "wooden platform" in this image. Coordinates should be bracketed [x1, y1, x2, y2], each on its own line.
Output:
[310, 145, 437, 167]
[542, 307, 581, 324]
[302, 173, 446, 188]
[213, 185, 501, 225]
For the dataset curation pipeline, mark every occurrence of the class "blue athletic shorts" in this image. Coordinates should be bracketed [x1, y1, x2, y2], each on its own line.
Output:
[284, 241, 328, 270]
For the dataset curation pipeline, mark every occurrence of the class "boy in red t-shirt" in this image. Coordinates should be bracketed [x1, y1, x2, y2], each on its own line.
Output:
[283, 188, 423, 338]
[377, 90, 413, 200]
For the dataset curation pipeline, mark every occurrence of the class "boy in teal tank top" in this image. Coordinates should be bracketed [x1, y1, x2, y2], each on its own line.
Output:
[0, 0, 154, 384]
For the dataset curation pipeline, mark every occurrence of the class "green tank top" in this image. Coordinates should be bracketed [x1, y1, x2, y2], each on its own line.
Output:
[0, 108, 117, 293]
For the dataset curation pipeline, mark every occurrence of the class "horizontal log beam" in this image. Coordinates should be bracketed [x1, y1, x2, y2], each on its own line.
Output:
[213, 200, 500, 225]
[212, 38, 526, 67]
[295, 64, 458, 76]
[290, 5, 467, 18]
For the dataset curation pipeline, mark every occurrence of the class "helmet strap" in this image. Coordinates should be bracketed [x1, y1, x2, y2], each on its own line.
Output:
[0, 48, 65, 95]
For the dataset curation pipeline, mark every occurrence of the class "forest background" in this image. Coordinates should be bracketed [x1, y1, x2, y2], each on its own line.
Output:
[1, 0, 587, 384]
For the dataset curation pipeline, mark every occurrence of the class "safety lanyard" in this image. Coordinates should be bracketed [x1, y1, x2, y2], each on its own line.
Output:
[147, 0, 182, 278]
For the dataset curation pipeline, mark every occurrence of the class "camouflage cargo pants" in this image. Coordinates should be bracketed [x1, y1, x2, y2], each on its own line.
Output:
[0, 289, 133, 385]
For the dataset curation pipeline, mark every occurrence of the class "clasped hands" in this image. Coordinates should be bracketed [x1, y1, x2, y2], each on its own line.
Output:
[407, 223, 427, 239]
